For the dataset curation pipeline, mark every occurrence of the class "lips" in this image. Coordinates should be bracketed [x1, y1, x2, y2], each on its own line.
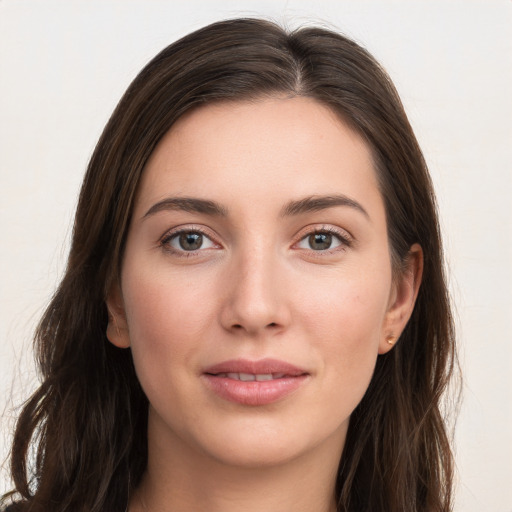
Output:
[202, 358, 309, 406]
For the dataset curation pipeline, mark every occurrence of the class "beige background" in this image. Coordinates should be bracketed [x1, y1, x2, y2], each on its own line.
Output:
[1, 1, 511, 510]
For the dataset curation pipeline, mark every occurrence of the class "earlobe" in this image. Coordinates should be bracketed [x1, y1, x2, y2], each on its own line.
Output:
[379, 243, 423, 354]
[105, 284, 131, 349]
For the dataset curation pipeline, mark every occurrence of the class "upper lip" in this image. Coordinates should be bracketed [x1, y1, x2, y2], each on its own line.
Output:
[203, 358, 308, 376]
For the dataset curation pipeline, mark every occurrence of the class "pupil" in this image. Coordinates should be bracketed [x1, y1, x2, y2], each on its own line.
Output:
[179, 232, 202, 250]
[309, 233, 332, 250]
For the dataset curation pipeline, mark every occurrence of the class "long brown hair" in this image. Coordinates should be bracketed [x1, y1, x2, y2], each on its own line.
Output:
[2, 18, 457, 512]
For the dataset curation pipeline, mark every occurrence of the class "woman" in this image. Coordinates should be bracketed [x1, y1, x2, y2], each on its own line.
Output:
[2, 18, 457, 512]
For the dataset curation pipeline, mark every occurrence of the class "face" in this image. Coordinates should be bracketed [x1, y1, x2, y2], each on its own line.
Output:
[107, 97, 420, 470]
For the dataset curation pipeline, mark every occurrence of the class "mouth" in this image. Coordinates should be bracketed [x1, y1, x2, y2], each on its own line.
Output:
[202, 358, 309, 406]
[208, 372, 294, 381]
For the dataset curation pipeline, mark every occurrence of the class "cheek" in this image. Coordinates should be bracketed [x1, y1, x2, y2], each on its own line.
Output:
[120, 261, 218, 380]
[296, 263, 391, 395]
[119, 264, 223, 432]
[298, 263, 391, 345]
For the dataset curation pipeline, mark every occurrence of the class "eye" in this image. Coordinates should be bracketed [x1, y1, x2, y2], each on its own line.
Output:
[163, 230, 217, 252]
[296, 230, 348, 251]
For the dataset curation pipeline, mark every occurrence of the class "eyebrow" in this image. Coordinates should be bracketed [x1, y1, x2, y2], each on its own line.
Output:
[143, 194, 369, 220]
[143, 197, 228, 219]
[281, 195, 369, 219]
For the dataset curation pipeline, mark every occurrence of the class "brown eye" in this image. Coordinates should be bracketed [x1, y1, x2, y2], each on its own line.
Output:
[178, 232, 203, 251]
[296, 230, 346, 252]
[308, 233, 333, 250]
[164, 230, 216, 252]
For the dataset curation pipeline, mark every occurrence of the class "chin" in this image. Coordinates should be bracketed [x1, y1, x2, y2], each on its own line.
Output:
[206, 442, 311, 470]
[184, 414, 349, 471]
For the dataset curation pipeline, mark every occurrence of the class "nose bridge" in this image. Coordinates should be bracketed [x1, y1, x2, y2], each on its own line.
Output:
[221, 237, 288, 334]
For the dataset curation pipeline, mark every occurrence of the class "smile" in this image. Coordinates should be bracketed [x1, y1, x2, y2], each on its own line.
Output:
[202, 358, 309, 406]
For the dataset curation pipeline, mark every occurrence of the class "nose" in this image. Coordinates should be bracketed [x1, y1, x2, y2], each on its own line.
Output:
[219, 248, 291, 336]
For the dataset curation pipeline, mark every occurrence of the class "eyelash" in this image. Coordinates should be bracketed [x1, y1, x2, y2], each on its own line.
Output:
[159, 225, 353, 257]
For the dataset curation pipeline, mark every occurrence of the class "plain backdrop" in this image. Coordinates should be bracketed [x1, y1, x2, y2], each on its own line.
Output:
[1, 1, 511, 510]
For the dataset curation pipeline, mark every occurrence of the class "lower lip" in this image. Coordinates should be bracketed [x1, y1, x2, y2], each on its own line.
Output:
[202, 374, 308, 406]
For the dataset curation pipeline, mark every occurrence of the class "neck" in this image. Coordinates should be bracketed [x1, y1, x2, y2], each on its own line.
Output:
[131, 413, 344, 512]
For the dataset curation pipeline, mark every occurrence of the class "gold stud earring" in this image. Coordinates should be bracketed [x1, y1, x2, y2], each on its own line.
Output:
[386, 335, 396, 345]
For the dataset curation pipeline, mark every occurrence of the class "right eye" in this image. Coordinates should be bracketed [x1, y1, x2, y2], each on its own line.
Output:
[162, 230, 217, 253]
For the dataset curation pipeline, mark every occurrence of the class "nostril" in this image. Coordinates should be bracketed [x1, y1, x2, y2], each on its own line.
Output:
[230, 322, 278, 331]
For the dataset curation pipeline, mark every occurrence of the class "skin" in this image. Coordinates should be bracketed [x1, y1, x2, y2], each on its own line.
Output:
[107, 97, 422, 512]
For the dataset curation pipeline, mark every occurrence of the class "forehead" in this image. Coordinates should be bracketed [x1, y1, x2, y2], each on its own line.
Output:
[135, 96, 383, 219]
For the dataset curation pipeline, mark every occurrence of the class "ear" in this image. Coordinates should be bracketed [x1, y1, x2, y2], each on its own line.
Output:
[379, 243, 423, 354]
[105, 283, 131, 349]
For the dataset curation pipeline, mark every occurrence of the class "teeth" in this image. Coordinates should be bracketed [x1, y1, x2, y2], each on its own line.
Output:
[255, 374, 273, 381]
[219, 373, 286, 381]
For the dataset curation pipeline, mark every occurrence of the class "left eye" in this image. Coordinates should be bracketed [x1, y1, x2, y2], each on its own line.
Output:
[296, 232, 343, 251]
[166, 231, 216, 252]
